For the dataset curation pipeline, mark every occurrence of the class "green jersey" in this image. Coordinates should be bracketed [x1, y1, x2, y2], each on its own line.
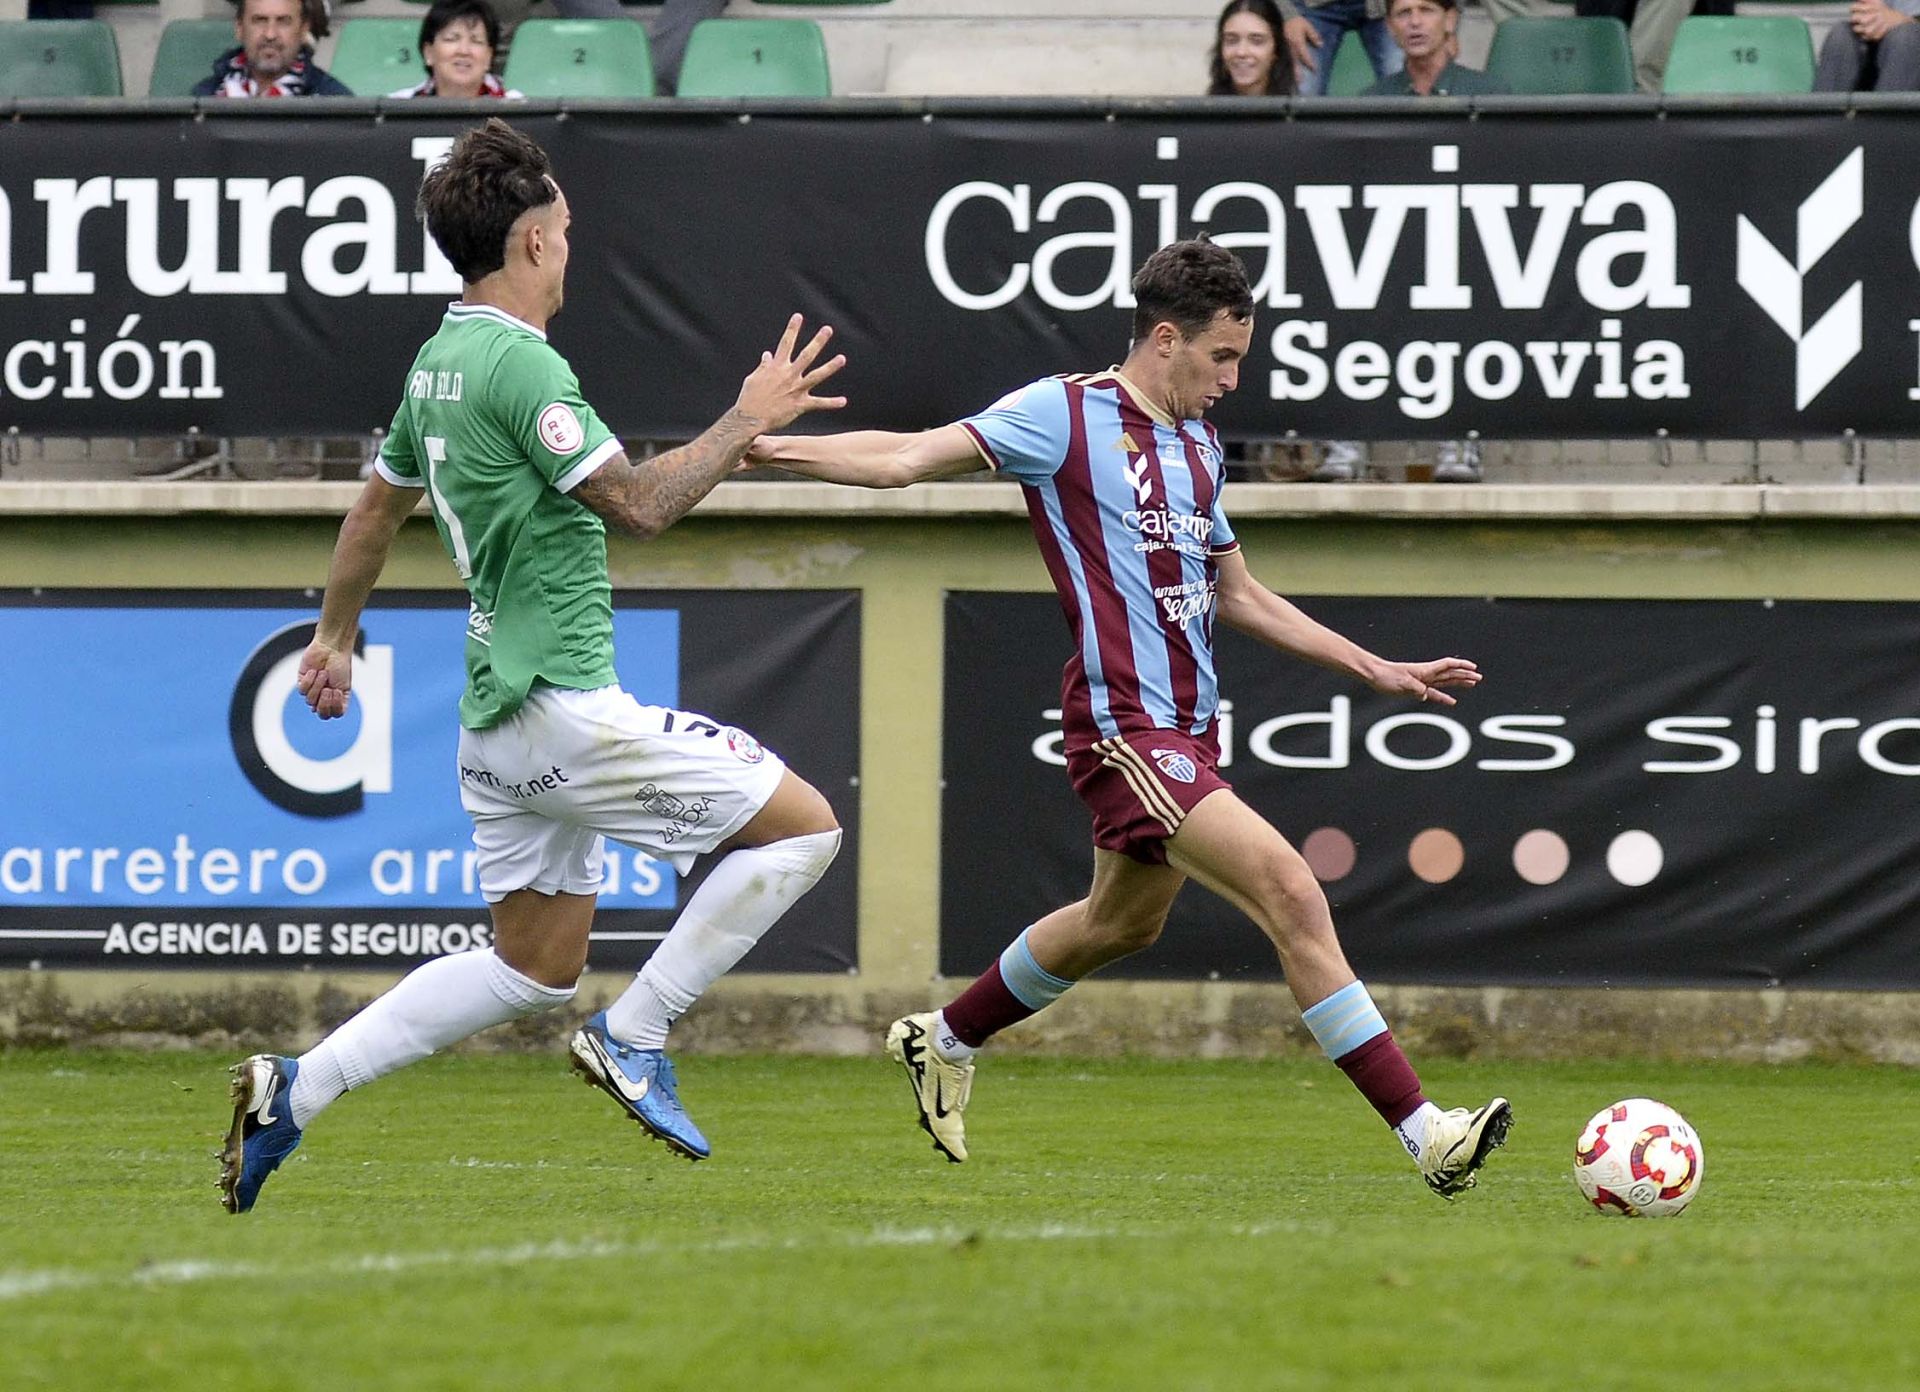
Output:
[376, 302, 622, 730]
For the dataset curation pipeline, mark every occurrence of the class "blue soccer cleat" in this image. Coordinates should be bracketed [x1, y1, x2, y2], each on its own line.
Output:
[218, 1054, 303, 1214]
[568, 1012, 711, 1161]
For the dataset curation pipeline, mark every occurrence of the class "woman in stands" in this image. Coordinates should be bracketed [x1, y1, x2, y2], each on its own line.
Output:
[1207, 0, 1294, 96]
[390, 0, 523, 99]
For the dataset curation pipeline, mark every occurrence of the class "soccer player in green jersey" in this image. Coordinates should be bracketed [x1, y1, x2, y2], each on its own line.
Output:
[219, 119, 848, 1213]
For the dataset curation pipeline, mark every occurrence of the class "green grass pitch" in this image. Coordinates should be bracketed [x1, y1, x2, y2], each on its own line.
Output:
[3, 1049, 1916, 1390]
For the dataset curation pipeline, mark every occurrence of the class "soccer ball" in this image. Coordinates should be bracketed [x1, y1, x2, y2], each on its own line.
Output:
[1572, 1098, 1704, 1217]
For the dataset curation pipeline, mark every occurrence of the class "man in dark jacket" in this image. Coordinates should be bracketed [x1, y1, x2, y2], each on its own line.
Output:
[193, 0, 353, 97]
[1364, 0, 1509, 94]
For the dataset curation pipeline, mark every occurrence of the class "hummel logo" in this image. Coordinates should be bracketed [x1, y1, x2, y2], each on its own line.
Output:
[1121, 455, 1152, 506]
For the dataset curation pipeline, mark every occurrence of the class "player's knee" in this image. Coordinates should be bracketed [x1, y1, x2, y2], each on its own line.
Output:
[1252, 857, 1330, 939]
[1097, 906, 1167, 955]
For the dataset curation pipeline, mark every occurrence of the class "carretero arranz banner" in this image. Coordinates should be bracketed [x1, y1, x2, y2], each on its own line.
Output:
[941, 594, 1920, 990]
[0, 103, 1915, 440]
[0, 590, 860, 972]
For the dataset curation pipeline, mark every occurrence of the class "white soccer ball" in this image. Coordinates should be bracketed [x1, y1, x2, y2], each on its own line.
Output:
[1572, 1098, 1704, 1217]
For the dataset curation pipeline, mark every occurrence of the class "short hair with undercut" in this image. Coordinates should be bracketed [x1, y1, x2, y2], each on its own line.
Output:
[1130, 239, 1255, 344]
[416, 119, 556, 284]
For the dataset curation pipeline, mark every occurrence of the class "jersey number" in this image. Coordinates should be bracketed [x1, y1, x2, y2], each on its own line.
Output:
[421, 435, 474, 579]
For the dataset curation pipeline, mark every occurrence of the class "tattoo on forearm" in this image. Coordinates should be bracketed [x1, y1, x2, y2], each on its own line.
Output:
[576, 409, 761, 538]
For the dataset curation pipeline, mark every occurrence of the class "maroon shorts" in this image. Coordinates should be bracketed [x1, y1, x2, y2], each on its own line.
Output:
[1064, 727, 1232, 864]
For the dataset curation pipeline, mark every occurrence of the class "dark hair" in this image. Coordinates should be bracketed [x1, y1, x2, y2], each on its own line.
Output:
[1130, 240, 1254, 343]
[417, 119, 556, 283]
[418, 0, 501, 64]
[1207, 0, 1291, 97]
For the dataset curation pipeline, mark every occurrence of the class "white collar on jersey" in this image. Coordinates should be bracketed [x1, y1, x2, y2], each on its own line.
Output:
[444, 300, 548, 341]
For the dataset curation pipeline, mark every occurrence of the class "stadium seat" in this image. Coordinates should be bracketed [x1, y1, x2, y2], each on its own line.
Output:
[148, 19, 240, 97]
[501, 20, 654, 98]
[326, 18, 427, 96]
[1325, 31, 1373, 96]
[1486, 17, 1633, 95]
[1661, 16, 1814, 94]
[0, 19, 122, 97]
[676, 19, 830, 98]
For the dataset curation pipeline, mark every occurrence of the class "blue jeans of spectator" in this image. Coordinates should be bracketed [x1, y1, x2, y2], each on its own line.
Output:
[1293, 0, 1404, 96]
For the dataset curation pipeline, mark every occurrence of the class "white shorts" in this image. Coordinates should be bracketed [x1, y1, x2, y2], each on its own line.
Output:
[456, 685, 788, 903]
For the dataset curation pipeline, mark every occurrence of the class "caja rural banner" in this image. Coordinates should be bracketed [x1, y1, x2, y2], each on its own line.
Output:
[941, 593, 1920, 990]
[0, 589, 860, 972]
[2, 104, 1919, 439]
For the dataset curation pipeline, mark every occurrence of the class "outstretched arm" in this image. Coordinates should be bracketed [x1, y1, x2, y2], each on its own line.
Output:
[748, 423, 986, 489]
[1213, 550, 1481, 705]
[297, 475, 425, 720]
[574, 314, 847, 538]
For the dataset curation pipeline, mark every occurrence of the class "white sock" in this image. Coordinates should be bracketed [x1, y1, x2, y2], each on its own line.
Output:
[604, 829, 841, 1049]
[931, 1010, 977, 1062]
[1394, 1101, 1444, 1163]
[287, 948, 575, 1128]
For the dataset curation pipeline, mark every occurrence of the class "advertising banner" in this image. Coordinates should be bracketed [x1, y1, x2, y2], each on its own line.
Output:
[0, 589, 860, 971]
[940, 592, 1920, 989]
[2, 105, 1918, 439]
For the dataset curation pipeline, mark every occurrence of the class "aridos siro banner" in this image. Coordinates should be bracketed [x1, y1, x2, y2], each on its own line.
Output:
[0, 589, 860, 972]
[1, 104, 1917, 439]
[941, 593, 1920, 990]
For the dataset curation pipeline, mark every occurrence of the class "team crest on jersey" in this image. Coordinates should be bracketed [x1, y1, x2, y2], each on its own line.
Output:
[1151, 748, 1198, 784]
[537, 402, 584, 454]
[726, 727, 765, 764]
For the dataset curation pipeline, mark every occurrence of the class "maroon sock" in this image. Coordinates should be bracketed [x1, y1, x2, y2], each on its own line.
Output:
[1335, 1030, 1427, 1127]
[940, 960, 1040, 1048]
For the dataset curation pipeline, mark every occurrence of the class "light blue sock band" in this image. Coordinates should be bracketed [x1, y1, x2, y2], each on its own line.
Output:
[1300, 980, 1388, 1061]
[998, 928, 1075, 1011]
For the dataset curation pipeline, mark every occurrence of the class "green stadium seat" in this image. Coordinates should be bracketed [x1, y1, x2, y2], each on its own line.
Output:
[1325, 31, 1373, 96]
[676, 18, 829, 98]
[1661, 16, 1813, 94]
[502, 19, 653, 98]
[1487, 17, 1633, 94]
[0, 19, 122, 97]
[148, 19, 239, 97]
[326, 18, 426, 96]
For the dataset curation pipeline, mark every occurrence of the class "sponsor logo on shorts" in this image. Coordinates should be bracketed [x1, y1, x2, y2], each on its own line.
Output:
[461, 763, 571, 799]
[1151, 748, 1198, 784]
[537, 402, 584, 454]
[635, 784, 718, 844]
[726, 728, 765, 764]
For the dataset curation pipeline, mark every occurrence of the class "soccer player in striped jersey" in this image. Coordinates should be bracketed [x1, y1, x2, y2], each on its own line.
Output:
[753, 239, 1511, 1198]
[218, 120, 849, 1212]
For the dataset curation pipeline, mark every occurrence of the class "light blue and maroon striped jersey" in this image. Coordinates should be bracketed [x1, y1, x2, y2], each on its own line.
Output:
[959, 371, 1239, 746]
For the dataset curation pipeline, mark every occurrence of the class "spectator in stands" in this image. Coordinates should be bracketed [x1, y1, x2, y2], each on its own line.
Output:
[1279, 0, 1403, 96]
[1208, 0, 1295, 95]
[1366, 0, 1508, 93]
[390, 0, 524, 99]
[1815, 0, 1920, 91]
[194, 0, 352, 97]
[1309, 0, 1500, 483]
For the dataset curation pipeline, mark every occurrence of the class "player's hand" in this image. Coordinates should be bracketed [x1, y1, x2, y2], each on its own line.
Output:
[297, 636, 354, 720]
[1284, 17, 1321, 76]
[736, 315, 848, 432]
[1369, 656, 1481, 707]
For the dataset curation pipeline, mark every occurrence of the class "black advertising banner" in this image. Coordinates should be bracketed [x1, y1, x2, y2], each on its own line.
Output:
[0, 589, 860, 972]
[3, 103, 1920, 438]
[941, 592, 1920, 989]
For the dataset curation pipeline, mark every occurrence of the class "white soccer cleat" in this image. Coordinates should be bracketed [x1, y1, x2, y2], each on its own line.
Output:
[1420, 1097, 1513, 1198]
[884, 1013, 973, 1164]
